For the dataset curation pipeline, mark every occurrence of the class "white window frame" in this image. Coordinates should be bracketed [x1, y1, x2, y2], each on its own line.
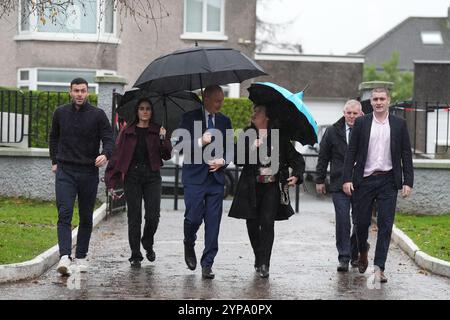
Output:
[225, 83, 240, 98]
[15, 0, 120, 44]
[421, 31, 444, 45]
[181, 0, 228, 41]
[17, 68, 117, 94]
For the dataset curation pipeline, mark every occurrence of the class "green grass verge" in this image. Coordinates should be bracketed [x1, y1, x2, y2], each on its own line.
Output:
[0, 197, 98, 264]
[395, 212, 450, 262]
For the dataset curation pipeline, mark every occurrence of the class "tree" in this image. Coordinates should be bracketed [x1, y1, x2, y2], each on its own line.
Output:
[256, 0, 302, 54]
[363, 51, 413, 102]
[0, 0, 170, 32]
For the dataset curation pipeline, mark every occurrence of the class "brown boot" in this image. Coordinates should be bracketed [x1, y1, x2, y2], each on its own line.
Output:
[358, 250, 369, 273]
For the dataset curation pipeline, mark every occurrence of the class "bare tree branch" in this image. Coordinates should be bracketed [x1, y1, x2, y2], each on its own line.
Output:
[256, 0, 302, 54]
[256, 16, 303, 54]
[0, 0, 169, 34]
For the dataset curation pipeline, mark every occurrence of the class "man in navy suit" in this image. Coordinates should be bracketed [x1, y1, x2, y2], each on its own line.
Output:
[178, 85, 232, 279]
[343, 87, 413, 283]
[316, 99, 364, 272]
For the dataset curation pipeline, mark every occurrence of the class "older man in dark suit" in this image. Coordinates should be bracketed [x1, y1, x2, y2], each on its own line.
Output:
[343, 87, 413, 283]
[316, 99, 364, 272]
[177, 85, 232, 279]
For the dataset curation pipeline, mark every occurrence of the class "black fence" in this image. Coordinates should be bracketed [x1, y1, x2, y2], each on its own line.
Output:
[152, 153, 319, 214]
[0, 89, 71, 147]
[390, 100, 450, 155]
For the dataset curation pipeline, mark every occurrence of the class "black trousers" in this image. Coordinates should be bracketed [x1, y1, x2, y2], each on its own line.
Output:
[353, 173, 398, 271]
[246, 182, 279, 268]
[124, 164, 162, 261]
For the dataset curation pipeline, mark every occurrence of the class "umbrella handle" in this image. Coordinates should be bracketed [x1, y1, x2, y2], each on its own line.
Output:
[161, 95, 168, 140]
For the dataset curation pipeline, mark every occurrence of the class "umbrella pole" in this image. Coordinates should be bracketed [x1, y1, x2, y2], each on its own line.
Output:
[199, 74, 206, 131]
[162, 95, 168, 139]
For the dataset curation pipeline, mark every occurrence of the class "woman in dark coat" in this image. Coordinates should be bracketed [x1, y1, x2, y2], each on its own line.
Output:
[228, 104, 305, 278]
[105, 98, 172, 267]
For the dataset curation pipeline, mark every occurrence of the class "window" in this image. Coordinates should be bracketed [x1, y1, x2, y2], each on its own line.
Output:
[17, 0, 118, 43]
[17, 68, 117, 93]
[191, 83, 240, 98]
[421, 31, 444, 45]
[182, 0, 227, 41]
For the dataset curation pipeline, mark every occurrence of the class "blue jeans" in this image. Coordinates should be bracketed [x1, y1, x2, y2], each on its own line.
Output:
[331, 191, 358, 263]
[55, 165, 99, 259]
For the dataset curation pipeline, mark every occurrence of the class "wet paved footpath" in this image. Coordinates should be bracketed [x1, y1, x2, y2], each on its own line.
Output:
[0, 192, 449, 300]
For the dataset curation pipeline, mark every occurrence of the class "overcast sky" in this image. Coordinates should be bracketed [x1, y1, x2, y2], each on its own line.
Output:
[257, 0, 450, 55]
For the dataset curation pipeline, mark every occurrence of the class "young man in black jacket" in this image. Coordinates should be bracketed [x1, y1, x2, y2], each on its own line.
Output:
[49, 78, 114, 275]
[343, 88, 413, 283]
[315, 100, 363, 272]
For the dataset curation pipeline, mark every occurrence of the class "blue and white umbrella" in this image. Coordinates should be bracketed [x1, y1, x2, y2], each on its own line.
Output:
[247, 82, 318, 145]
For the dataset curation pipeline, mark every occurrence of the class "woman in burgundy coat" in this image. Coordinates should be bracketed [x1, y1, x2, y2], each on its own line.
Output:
[105, 98, 172, 267]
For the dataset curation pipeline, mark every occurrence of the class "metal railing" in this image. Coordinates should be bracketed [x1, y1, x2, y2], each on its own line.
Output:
[390, 100, 450, 156]
[157, 153, 320, 213]
[0, 89, 71, 148]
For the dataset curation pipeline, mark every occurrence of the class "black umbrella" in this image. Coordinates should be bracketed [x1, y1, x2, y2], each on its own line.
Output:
[247, 82, 319, 146]
[133, 46, 267, 94]
[116, 89, 202, 136]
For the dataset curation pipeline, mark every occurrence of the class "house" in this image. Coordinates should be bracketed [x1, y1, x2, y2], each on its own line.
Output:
[358, 8, 450, 157]
[0, 0, 257, 97]
[0, 0, 363, 133]
[359, 8, 450, 71]
[254, 52, 364, 130]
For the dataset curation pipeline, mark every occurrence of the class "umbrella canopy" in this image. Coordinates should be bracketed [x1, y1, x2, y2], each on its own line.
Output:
[116, 89, 202, 135]
[133, 46, 267, 94]
[247, 82, 319, 146]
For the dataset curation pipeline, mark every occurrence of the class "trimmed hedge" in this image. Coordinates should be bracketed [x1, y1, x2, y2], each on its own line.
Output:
[221, 97, 253, 130]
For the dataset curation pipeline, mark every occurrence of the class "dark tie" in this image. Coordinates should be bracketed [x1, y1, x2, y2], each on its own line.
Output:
[348, 127, 352, 144]
[207, 114, 215, 157]
[208, 114, 214, 129]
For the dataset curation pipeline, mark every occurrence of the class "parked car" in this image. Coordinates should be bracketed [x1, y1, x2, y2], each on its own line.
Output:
[161, 154, 237, 198]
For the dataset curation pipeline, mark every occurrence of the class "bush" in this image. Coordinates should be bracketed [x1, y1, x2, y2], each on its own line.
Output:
[221, 97, 253, 130]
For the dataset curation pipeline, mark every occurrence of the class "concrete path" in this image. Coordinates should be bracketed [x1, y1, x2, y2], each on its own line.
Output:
[0, 192, 449, 300]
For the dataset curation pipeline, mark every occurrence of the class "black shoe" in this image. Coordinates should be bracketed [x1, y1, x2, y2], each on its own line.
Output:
[337, 261, 349, 272]
[184, 243, 197, 270]
[130, 259, 141, 268]
[259, 264, 269, 278]
[254, 266, 261, 273]
[202, 266, 215, 279]
[146, 249, 156, 262]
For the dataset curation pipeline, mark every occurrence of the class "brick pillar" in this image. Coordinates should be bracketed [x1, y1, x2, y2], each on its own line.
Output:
[358, 81, 394, 114]
[94, 75, 127, 202]
[95, 75, 127, 123]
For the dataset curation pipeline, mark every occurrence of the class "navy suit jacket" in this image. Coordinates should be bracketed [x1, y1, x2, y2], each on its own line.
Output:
[178, 108, 233, 185]
[343, 113, 414, 190]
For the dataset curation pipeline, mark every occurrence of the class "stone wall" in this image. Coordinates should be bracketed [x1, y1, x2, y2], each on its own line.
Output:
[0, 148, 106, 202]
[303, 158, 450, 215]
[396, 159, 450, 215]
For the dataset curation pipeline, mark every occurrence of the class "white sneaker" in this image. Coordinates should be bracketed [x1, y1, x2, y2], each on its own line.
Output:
[56, 255, 71, 275]
[75, 258, 89, 273]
